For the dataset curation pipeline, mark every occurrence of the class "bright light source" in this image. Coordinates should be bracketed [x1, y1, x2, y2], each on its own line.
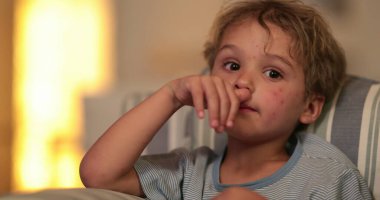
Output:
[13, 0, 114, 192]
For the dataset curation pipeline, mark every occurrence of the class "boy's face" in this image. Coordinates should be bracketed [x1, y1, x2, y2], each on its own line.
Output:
[211, 18, 323, 143]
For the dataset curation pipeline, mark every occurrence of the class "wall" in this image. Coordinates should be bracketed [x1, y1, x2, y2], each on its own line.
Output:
[114, 0, 225, 93]
[0, 0, 14, 195]
[311, 0, 380, 81]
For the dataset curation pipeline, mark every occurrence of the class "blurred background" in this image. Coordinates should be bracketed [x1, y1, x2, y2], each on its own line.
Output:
[0, 0, 379, 196]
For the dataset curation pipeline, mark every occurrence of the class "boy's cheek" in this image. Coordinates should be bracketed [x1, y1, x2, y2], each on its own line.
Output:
[263, 91, 286, 110]
[261, 92, 296, 122]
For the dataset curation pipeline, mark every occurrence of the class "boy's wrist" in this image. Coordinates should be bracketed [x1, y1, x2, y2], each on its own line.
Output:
[161, 83, 183, 111]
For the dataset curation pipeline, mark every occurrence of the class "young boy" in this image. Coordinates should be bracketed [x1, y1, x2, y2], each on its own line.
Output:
[80, 0, 372, 199]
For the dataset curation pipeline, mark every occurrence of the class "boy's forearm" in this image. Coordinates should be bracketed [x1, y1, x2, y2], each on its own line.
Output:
[80, 85, 181, 189]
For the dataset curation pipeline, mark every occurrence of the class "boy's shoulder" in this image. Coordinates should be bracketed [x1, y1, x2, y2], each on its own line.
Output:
[139, 146, 218, 168]
[168, 146, 218, 159]
[298, 132, 357, 169]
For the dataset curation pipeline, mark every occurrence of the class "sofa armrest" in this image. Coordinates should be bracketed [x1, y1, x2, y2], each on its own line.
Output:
[0, 188, 144, 200]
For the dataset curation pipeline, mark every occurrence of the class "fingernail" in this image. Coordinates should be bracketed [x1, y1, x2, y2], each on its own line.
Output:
[198, 111, 204, 118]
[227, 120, 233, 127]
[211, 120, 219, 128]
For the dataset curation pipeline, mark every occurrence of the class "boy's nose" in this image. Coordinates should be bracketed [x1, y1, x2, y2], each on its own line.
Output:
[234, 72, 253, 89]
[234, 76, 253, 102]
[235, 87, 251, 102]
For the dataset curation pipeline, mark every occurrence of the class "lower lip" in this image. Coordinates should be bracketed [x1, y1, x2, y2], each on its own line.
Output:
[239, 107, 256, 112]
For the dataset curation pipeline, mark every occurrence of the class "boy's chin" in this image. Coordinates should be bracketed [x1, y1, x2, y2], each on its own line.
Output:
[225, 128, 263, 143]
[225, 120, 261, 136]
[225, 127, 291, 145]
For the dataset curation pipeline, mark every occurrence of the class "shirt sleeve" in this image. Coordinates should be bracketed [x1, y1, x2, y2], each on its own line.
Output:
[327, 168, 373, 200]
[134, 147, 216, 200]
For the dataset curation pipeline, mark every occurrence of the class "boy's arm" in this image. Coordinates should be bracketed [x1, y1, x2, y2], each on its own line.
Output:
[79, 75, 248, 197]
[79, 85, 180, 196]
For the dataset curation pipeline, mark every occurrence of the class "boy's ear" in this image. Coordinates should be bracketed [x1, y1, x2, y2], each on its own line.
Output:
[299, 94, 325, 125]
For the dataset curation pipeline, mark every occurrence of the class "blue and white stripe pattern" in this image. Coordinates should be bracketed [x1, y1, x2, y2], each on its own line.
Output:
[134, 133, 372, 199]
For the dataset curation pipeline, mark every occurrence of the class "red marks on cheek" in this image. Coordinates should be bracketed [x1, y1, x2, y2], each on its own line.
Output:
[272, 88, 285, 105]
[264, 89, 286, 120]
[279, 99, 285, 105]
[269, 111, 278, 120]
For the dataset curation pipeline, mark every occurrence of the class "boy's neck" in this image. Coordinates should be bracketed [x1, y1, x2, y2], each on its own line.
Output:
[220, 135, 290, 185]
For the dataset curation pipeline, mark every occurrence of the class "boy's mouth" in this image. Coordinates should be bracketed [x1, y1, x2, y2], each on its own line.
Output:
[238, 104, 257, 112]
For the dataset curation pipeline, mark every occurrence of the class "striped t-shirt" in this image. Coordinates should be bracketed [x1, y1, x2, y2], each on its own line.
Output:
[134, 133, 372, 199]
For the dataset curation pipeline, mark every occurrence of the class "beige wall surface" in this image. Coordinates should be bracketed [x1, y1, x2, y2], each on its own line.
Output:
[115, 0, 379, 94]
[114, 0, 224, 92]
[315, 0, 380, 81]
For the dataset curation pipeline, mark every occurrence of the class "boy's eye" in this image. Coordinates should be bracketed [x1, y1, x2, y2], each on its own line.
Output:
[264, 69, 282, 79]
[224, 62, 240, 71]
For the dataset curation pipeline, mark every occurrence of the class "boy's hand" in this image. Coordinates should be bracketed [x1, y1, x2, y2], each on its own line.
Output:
[213, 187, 266, 200]
[166, 75, 250, 132]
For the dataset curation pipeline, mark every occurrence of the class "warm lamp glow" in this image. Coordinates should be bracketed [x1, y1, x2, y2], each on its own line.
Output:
[13, 0, 113, 192]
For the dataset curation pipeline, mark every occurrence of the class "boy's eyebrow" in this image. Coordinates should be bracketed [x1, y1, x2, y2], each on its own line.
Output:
[266, 53, 294, 69]
[218, 44, 295, 70]
[218, 44, 239, 53]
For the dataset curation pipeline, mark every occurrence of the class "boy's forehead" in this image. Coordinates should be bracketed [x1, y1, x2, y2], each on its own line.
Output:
[221, 18, 301, 67]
